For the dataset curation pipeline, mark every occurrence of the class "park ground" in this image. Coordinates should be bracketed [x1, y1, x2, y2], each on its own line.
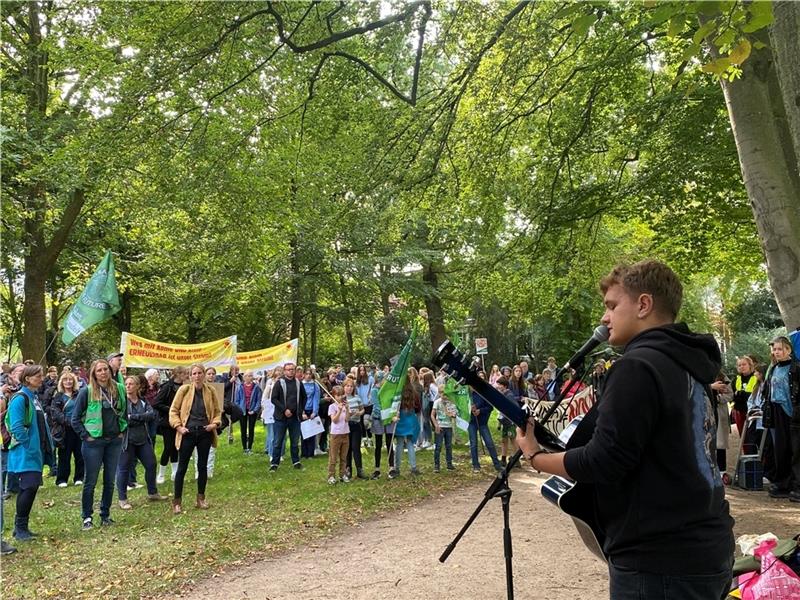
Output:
[1, 429, 796, 600]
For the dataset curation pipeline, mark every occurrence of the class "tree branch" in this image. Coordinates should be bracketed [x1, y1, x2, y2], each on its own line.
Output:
[42, 188, 86, 267]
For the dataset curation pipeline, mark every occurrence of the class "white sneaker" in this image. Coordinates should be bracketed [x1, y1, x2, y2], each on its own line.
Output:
[314, 449, 326, 456]
[156, 465, 166, 484]
[74, 480, 83, 486]
[327, 476, 336, 485]
[57, 482, 68, 488]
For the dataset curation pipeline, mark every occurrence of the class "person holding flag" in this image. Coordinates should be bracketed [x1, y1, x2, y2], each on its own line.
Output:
[370, 371, 395, 479]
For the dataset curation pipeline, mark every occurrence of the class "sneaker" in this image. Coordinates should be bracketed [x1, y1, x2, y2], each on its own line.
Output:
[293, 462, 303, 470]
[82, 518, 93, 531]
[327, 476, 337, 485]
[447, 465, 455, 471]
[314, 449, 326, 456]
[147, 493, 168, 502]
[57, 482, 68, 488]
[388, 469, 398, 479]
[269, 465, 278, 472]
[411, 467, 421, 476]
[127, 483, 137, 491]
[341, 475, 351, 483]
[433, 467, 440, 473]
[1, 540, 16, 555]
[119, 500, 133, 510]
[12, 529, 34, 542]
[100, 517, 115, 526]
[74, 480, 83, 486]
[768, 487, 790, 498]
[789, 491, 800, 503]
[356, 470, 367, 480]
[472, 467, 481, 473]
[370, 470, 381, 480]
[156, 473, 165, 484]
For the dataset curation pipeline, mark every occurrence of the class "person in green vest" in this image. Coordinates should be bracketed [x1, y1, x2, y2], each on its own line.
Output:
[71, 359, 127, 530]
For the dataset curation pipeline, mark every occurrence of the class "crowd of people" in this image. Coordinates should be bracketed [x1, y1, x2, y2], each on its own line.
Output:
[0, 328, 797, 559]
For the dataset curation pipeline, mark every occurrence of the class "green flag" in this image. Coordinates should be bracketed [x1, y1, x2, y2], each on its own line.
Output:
[378, 325, 418, 424]
[61, 251, 121, 345]
[443, 376, 472, 431]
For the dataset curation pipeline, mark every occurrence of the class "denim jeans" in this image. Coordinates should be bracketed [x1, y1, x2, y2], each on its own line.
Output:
[116, 442, 158, 500]
[434, 427, 454, 469]
[263, 422, 274, 455]
[608, 562, 731, 600]
[394, 435, 416, 471]
[271, 418, 301, 466]
[468, 421, 503, 470]
[81, 436, 123, 520]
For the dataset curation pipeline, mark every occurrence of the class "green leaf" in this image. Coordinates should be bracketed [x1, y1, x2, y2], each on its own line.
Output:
[680, 43, 702, 62]
[713, 28, 735, 49]
[571, 13, 598, 37]
[752, 40, 767, 50]
[553, 4, 582, 20]
[649, 4, 674, 26]
[701, 57, 731, 75]
[667, 14, 686, 39]
[692, 21, 717, 45]
[698, 1, 720, 16]
[728, 38, 751, 65]
[741, 0, 773, 32]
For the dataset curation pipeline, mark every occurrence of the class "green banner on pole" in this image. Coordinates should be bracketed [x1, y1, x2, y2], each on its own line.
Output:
[378, 325, 418, 424]
[61, 251, 121, 346]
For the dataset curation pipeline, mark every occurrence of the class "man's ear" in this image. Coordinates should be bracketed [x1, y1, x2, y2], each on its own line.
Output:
[637, 293, 655, 319]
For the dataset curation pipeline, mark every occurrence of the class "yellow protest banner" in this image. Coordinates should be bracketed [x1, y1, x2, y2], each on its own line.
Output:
[120, 332, 238, 369]
[236, 339, 298, 372]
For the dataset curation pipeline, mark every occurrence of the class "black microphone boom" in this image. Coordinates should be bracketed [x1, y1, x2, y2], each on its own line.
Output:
[563, 325, 609, 370]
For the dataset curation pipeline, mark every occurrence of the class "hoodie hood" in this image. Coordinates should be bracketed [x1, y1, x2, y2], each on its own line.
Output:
[625, 323, 721, 384]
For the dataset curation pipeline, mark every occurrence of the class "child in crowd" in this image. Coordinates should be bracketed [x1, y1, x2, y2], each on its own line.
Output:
[431, 391, 457, 472]
[344, 379, 366, 479]
[327, 386, 350, 484]
[495, 376, 519, 467]
[390, 381, 421, 478]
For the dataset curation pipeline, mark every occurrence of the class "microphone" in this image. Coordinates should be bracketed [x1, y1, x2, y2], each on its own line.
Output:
[562, 325, 610, 370]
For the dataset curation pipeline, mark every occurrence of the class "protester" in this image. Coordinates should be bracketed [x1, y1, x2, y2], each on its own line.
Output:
[116, 376, 167, 509]
[269, 362, 306, 472]
[49, 371, 84, 487]
[519, 360, 533, 382]
[142, 368, 161, 444]
[0, 391, 14, 555]
[469, 371, 503, 473]
[235, 370, 262, 455]
[370, 371, 395, 479]
[300, 368, 320, 459]
[542, 357, 557, 380]
[6, 365, 54, 541]
[431, 390, 457, 472]
[344, 378, 366, 479]
[710, 371, 732, 477]
[153, 366, 187, 484]
[763, 335, 799, 501]
[71, 358, 128, 530]
[319, 368, 339, 453]
[327, 385, 349, 484]
[488, 364, 501, 386]
[169, 364, 222, 514]
[107, 353, 125, 385]
[516, 260, 734, 598]
[2, 363, 25, 497]
[495, 376, 519, 467]
[198, 366, 221, 479]
[731, 356, 757, 437]
[509, 365, 526, 401]
[261, 367, 279, 457]
[390, 381, 421, 478]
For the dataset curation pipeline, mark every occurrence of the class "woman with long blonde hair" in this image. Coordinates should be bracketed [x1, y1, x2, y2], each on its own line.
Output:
[71, 359, 128, 530]
[49, 371, 83, 487]
[169, 364, 222, 514]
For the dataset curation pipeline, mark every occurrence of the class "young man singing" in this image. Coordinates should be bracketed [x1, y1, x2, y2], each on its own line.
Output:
[517, 260, 734, 600]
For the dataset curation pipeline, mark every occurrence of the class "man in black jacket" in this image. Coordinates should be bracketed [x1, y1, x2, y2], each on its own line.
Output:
[269, 362, 307, 472]
[517, 260, 734, 600]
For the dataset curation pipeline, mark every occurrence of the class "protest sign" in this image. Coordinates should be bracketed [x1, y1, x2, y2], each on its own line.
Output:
[236, 339, 298, 372]
[120, 332, 237, 369]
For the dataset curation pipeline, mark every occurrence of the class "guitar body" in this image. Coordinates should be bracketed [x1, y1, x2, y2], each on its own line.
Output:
[541, 476, 607, 563]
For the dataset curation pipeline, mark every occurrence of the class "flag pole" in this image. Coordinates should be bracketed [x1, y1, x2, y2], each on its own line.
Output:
[38, 327, 62, 365]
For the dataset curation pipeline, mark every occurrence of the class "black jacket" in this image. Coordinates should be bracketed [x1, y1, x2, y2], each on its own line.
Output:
[271, 377, 306, 421]
[153, 379, 182, 431]
[564, 324, 734, 575]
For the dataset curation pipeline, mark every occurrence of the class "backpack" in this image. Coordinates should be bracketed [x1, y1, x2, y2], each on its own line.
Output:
[3, 392, 32, 450]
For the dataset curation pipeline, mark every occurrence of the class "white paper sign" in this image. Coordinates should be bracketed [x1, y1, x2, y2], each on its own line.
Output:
[456, 416, 470, 432]
[300, 416, 324, 439]
[261, 400, 275, 424]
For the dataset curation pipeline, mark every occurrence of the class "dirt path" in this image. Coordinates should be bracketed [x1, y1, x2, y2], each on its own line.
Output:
[175, 466, 797, 600]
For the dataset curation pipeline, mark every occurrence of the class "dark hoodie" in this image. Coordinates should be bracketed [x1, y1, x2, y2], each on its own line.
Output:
[563, 324, 734, 575]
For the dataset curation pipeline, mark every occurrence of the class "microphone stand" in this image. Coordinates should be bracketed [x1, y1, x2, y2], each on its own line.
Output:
[439, 362, 589, 600]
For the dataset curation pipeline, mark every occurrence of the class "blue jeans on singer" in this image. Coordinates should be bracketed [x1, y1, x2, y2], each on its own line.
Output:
[81, 436, 123, 520]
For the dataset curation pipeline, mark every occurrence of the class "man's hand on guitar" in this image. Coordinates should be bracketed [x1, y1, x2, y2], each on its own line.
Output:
[515, 419, 541, 458]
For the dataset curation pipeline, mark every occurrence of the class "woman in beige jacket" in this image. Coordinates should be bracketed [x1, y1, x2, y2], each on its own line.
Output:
[169, 364, 222, 514]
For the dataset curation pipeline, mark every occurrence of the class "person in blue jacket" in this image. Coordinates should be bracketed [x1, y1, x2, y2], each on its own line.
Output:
[6, 364, 54, 541]
[468, 370, 503, 473]
[300, 369, 320, 459]
[234, 370, 262, 455]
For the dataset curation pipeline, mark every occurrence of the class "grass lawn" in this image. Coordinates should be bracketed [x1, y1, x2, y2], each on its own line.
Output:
[1, 425, 506, 599]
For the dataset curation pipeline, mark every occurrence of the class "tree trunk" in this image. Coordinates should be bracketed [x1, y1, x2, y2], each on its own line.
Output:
[719, 27, 800, 329]
[772, 2, 800, 175]
[422, 263, 447, 354]
[338, 275, 354, 367]
[21, 266, 47, 362]
[310, 305, 318, 366]
[289, 234, 302, 340]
